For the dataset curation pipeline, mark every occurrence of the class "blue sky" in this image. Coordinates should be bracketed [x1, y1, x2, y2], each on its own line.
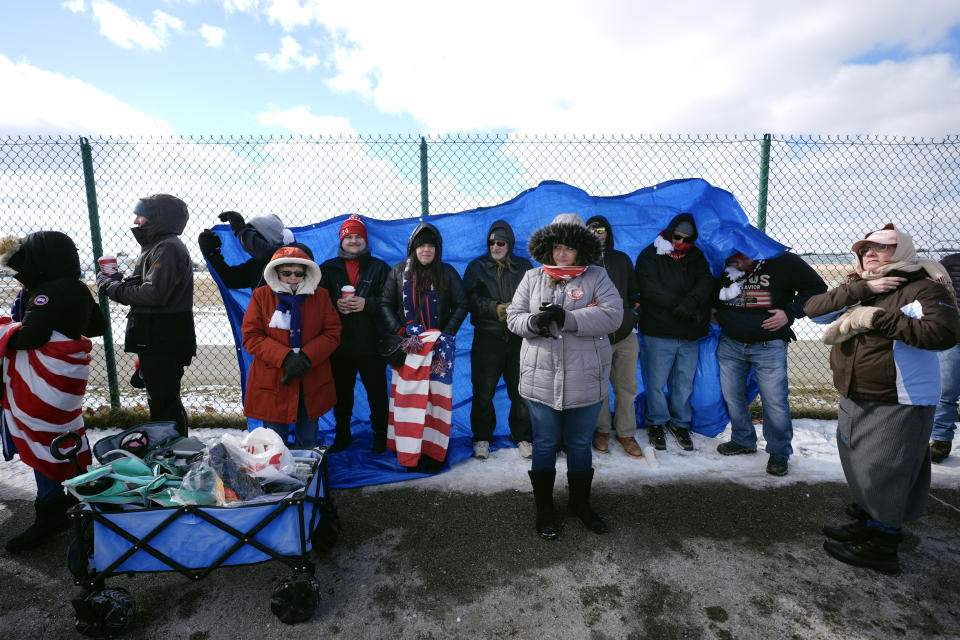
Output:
[1, 1, 959, 136]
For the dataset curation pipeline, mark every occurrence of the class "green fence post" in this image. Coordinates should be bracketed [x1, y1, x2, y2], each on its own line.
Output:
[80, 137, 120, 408]
[420, 136, 429, 216]
[757, 133, 771, 232]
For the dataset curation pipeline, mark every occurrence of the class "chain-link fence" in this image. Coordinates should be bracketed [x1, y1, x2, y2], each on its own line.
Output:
[2, 134, 958, 419]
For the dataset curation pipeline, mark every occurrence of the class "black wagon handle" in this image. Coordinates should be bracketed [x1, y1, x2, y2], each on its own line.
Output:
[51, 431, 85, 474]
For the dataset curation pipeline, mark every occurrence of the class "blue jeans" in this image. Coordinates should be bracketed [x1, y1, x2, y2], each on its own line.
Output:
[526, 400, 602, 473]
[35, 469, 64, 501]
[640, 335, 699, 429]
[263, 384, 319, 449]
[717, 335, 793, 457]
[933, 342, 960, 442]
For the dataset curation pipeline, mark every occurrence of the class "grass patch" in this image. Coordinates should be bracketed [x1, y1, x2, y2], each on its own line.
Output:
[82, 406, 247, 430]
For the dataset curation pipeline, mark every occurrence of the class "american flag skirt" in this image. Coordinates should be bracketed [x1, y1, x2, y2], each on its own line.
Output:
[0, 318, 92, 481]
[387, 329, 454, 466]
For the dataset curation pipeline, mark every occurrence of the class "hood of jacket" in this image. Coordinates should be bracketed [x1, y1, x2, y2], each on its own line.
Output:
[527, 219, 602, 266]
[585, 215, 615, 254]
[132, 194, 189, 247]
[247, 214, 287, 248]
[262, 242, 321, 295]
[407, 222, 443, 262]
[663, 212, 699, 243]
[486, 219, 517, 254]
[0, 231, 81, 288]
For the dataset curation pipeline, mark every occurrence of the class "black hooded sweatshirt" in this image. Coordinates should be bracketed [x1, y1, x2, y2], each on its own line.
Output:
[2, 231, 105, 350]
[379, 222, 468, 336]
[585, 216, 639, 344]
[462, 220, 534, 340]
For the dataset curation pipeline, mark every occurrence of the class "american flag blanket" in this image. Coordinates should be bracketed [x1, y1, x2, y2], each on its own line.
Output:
[0, 318, 92, 481]
[387, 329, 455, 467]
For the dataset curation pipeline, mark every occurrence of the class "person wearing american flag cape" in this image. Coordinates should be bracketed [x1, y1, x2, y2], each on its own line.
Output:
[0, 231, 105, 553]
[379, 223, 468, 474]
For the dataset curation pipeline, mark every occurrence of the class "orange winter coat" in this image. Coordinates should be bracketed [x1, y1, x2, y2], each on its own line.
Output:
[242, 285, 342, 422]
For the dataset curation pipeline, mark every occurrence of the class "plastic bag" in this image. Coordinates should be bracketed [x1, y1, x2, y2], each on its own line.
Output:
[170, 460, 225, 506]
[219, 427, 296, 481]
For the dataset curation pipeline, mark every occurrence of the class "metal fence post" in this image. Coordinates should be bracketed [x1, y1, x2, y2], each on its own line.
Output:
[420, 136, 429, 216]
[757, 133, 771, 232]
[80, 137, 120, 408]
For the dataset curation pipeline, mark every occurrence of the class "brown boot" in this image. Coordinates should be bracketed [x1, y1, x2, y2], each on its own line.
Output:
[931, 440, 951, 464]
[592, 431, 609, 453]
[615, 436, 643, 457]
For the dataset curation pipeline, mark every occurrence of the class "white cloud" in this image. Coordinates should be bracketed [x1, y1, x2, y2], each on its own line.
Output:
[61, 0, 86, 13]
[89, 1, 184, 51]
[222, 0, 261, 14]
[0, 55, 175, 136]
[200, 24, 226, 47]
[239, 0, 960, 135]
[257, 105, 355, 135]
[255, 35, 319, 71]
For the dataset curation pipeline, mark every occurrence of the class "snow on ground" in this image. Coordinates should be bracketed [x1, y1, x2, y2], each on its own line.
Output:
[2, 420, 958, 501]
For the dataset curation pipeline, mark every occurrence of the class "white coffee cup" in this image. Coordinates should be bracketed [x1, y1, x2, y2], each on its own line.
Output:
[98, 255, 119, 275]
[341, 285, 355, 299]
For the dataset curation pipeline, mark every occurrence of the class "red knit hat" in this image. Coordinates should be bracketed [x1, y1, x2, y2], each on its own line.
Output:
[339, 214, 367, 242]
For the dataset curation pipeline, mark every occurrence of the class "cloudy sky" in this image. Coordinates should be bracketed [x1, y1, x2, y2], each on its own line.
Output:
[1, 0, 959, 137]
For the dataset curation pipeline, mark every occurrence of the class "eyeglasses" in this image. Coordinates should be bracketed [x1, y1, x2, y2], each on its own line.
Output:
[488, 240, 507, 248]
[278, 270, 306, 278]
[672, 234, 691, 242]
[590, 227, 606, 235]
[858, 244, 894, 256]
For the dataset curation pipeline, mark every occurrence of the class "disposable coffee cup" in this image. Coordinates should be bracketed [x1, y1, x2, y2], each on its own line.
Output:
[98, 255, 119, 276]
[341, 285, 355, 299]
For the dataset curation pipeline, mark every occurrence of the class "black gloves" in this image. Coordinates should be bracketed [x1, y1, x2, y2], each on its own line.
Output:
[280, 351, 312, 385]
[673, 298, 698, 322]
[539, 302, 565, 327]
[218, 210, 246, 235]
[96, 271, 122, 299]
[530, 312, 553, 337]
[198, 229, 222, 255]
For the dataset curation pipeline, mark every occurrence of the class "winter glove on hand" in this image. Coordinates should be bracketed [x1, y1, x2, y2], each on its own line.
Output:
[539, 302, 565, 328]
[197, 229, 222, 255]
[672, 298, 698, 322]
[530, 312, 554, 338]
[495, 303, 508, 322]
[218, 210, 246, 235]
[96, 271, 122, 298]
[822, 306, 882, 345]
[280, 351, 312, 385]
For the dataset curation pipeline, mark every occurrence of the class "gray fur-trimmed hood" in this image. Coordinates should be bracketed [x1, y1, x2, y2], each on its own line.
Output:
[527, 218, 603, 266]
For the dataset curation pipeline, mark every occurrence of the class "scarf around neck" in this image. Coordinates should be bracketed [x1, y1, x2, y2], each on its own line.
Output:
[654, 233, 692, 261]
[718, 259, 765, 302]
[402, 258, 440, 330]
[542, 265, 587, 281]
[269, 292, 308, 349]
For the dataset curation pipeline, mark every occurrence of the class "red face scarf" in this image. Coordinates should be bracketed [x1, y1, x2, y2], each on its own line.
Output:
[541, 265, 587, 281]
[660, 232, 692, 260]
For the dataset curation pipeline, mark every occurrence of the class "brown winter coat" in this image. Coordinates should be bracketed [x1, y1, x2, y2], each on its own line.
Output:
[242, 285, 342, 422]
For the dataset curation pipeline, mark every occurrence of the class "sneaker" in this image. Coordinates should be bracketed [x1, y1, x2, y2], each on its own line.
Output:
[822, 519, 869, 543]
[665, 423, 694, 451]
[592, 432, 610, 453]
[716, 441, 757, 456]
[473, 441, 490, 459]
[766, 454, 789, 476]
[615, 436, 644, 457]
[647, 424, 667, 450]
[517, 441, 533, 459]
[931, 440, 952, 464]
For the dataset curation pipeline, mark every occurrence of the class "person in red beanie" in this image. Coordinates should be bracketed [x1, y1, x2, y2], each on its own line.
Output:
[319, 214, 391, 453]
[242, 243, 341, 449]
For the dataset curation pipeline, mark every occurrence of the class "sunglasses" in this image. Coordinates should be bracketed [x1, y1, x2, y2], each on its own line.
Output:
[488, 240, 508, 248]
[672, 234, 691, 242]
[858, 243, 894, 256]
[590, 227, 607, 235]
[278, 269, 306, 278]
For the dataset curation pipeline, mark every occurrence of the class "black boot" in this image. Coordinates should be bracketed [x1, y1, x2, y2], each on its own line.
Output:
[528, 469, 559, 540]
[327, 428, 352, 453]
[823, 528, 902, 575]
[567, 468, 607, 534]
[823, 503, 870, 542]
[371, 431, 387, 454]
[5, 493, 76, 554]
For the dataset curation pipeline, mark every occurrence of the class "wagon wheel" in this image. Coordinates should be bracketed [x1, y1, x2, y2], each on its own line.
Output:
[71, 587, 136, 638]
[270, 573, 320, 624]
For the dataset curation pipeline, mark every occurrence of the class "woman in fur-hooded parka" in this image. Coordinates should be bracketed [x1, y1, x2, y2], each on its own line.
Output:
[242, 244, 341, 432]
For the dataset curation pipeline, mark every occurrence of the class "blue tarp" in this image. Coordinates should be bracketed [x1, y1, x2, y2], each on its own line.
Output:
[207, 178, 787, 488]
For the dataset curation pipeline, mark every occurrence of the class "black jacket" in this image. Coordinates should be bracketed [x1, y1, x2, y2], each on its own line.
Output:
[586, 216, 639, 344]
[379, 222, 468, 336]
[1, 231, 105, 350]
[714, 252, 826, 343]
[633, 213, 714, 341]
[203, 221, 283, 290]
[463, 220, 534, 340]
[319, 252, 391, 357]
[113, 194, 196, 360]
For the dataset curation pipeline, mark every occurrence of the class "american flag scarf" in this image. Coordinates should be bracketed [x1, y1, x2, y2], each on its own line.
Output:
[0, 318, 92, 481]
